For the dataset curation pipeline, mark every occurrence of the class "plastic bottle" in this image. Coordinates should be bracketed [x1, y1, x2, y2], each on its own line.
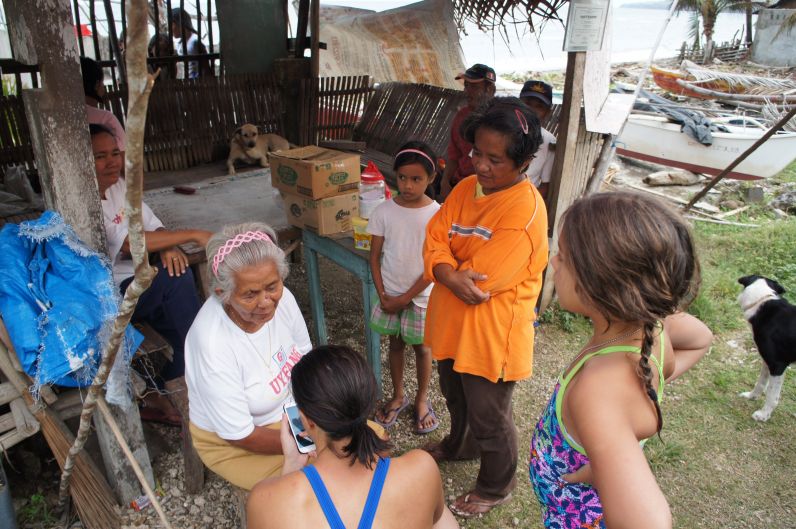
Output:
[358, 162, 388, 219]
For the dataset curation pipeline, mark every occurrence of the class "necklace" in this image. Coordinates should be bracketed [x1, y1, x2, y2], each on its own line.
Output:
[581, 326, 642, 355]
[225, 304, 273, 369]
[564, 325, 642, 377]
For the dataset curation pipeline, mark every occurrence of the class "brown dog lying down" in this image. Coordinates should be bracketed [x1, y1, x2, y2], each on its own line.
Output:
[227, 124, 291, 175]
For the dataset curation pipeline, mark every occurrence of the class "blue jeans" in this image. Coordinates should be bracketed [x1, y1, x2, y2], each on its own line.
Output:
[120, 263, 201, 384]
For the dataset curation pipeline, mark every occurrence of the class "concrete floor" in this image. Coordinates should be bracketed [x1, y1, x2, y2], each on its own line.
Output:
[144, 162, 289, 234]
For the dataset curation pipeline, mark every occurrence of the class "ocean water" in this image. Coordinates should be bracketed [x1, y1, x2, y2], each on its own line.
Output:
[338, 1, 752, 73]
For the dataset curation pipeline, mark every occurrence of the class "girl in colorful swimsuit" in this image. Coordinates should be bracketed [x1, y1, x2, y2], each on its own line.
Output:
[530, 192, 713, 529]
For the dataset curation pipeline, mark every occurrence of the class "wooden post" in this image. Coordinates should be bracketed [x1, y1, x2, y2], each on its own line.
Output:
[4, 0, 106, 253]
[538, 51, 587, 313]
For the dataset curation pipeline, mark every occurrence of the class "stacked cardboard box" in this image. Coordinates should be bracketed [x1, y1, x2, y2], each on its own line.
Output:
[268, 146, 361, 236]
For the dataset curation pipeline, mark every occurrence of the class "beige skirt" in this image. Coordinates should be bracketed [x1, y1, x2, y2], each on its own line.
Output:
[189, 420, 388, 491]
[189, 421, 283, 491]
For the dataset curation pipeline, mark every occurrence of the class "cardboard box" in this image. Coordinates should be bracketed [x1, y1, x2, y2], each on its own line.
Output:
[269, 146, 360, 199]
[281, 190, 359, 236]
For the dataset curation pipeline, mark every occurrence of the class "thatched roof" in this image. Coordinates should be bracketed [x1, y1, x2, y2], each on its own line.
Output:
[451, 0, 569, 32]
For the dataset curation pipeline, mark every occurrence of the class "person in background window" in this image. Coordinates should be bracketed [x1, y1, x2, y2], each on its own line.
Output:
[170, 8, 212, 79]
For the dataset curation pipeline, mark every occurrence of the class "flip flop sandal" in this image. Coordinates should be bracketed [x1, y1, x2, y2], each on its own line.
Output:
[449, 492, 513, 519]
[414, 402, 440, 435]
[374, 395, 409, 428]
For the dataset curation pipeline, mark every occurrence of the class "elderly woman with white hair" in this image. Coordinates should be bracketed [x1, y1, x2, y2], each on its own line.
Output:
[185, 222, 312, 490]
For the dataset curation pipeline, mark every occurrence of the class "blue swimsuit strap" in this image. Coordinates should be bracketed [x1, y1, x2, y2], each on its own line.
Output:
[357, 457, 391, 529]
[301, 457, 391, 529]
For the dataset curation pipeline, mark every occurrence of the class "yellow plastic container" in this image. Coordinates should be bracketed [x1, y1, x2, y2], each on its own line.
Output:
[352, 216, 371, 251]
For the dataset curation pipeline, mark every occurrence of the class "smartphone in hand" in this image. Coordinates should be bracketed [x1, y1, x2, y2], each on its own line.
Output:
[283, 403, 316, 454]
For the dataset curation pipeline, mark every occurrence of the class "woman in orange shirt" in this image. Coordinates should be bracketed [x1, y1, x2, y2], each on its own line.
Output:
[423, 97, 549, 518]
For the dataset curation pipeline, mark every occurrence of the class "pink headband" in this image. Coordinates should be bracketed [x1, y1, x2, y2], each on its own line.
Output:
[212, 230, 275, 277]
[396, 149, 436, 172]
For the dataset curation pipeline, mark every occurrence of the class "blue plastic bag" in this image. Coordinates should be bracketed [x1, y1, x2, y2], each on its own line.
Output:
[0, 211, 142, 391]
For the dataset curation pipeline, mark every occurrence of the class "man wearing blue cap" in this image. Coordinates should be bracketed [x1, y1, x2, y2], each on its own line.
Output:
[440, 64, 497, 200]
[520, 80, 556, 200]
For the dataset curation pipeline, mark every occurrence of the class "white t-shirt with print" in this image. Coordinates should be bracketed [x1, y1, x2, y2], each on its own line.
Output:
[184, 290, 312, 440]
[366, 199, 440, 308]
[100, 179, 164, 286]
[525, 127, 556, 187]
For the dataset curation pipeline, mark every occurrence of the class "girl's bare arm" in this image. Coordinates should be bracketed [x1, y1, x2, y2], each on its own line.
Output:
[664, 312, 713, 381]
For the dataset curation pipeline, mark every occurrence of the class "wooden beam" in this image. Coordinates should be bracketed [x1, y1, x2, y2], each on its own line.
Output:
[4, 0, 106, 252]
[311, 0, 320, 77]
[103, 0, 127, 85]
[296, 0, 310, 58]
[539, 51, 587, 313]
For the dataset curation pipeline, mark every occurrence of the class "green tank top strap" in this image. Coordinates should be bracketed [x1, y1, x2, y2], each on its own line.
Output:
[555, 325, 667, 455]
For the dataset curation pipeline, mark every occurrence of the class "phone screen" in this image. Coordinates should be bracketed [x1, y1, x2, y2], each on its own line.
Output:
[284, 404, 315, 450]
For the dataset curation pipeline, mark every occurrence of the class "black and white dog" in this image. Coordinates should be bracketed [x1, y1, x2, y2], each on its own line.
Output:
[737, 275, 796, 421]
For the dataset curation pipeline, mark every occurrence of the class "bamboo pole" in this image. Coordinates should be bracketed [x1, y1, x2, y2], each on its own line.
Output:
[58, 0, 159, 506]
[96, 397, 174, 529]
[682, 106, 796, 212]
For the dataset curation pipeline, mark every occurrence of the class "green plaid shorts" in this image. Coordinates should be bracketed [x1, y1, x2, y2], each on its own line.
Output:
[369, 299, 426, 345]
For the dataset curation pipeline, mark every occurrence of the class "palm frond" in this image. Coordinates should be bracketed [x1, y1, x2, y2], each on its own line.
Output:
[451, 0, 568, 32]
[682, 60, 796, 91]
[762, 102, 796, 132]
[688, 12, 702, 46]
[775, 12, 796, 39]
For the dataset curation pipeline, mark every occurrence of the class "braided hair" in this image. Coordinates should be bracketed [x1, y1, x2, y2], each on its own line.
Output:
[560, 192, 700, 433]
[290, 345, 391, 468]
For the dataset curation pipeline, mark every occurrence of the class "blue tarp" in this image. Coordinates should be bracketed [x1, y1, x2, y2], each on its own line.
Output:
[0, 211, 142, 391]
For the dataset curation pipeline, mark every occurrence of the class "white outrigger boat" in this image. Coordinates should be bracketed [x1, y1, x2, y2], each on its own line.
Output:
[617, 114, 796, 180]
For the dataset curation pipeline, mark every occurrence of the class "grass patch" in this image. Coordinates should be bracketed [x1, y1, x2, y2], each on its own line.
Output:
[690, 215, 796, 333]
[539, 303, 590, 334]
[777, 160, 796, 184]
[17, 493, 58, 526]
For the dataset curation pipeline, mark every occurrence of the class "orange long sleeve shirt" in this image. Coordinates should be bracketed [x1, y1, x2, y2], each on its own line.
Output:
[423, 176, 548, 382]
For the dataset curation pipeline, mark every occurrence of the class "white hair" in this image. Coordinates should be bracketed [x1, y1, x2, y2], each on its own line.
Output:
[206, 222, 289, 302]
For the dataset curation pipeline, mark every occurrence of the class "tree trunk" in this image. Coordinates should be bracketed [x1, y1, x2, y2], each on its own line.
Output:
[745, 1, 753, 48]
[703, 21, 715, 62]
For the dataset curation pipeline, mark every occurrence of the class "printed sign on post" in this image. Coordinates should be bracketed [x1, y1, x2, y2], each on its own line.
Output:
[563, 0, 611, 52]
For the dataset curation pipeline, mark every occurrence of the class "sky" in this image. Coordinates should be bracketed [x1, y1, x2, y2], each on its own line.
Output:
[323, 0, 752, 73]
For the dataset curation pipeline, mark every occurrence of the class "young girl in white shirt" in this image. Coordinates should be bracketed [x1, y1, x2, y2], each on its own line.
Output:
[368, 141, 441, 434]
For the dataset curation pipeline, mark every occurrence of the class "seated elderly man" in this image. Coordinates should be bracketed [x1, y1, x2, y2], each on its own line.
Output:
[90, 124, 211, 424]
[184, 222, 313, 490]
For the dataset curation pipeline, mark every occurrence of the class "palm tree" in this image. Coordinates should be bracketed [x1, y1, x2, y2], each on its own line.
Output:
[676, 0, 745, 62]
